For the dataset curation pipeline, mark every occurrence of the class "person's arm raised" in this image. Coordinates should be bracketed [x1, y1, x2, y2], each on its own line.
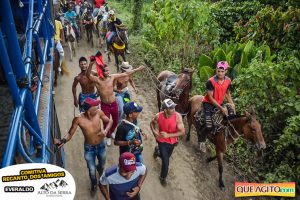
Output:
[113, 66, 145, 80]
[86, 60, 98, 82]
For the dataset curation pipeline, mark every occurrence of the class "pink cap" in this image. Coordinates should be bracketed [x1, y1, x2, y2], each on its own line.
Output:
[119, 152, 136, 172]
[217, 61, 229, 70]
[83, 97, 100, 107]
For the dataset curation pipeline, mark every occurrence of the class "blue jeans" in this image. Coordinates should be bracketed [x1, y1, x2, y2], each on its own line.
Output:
[84, 141, 106, 186]
[134, 152, 143, 163]
[115, 88, 131, 123]
[158, 142, 175, 179]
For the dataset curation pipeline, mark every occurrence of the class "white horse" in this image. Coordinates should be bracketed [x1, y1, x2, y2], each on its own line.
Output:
[65, 23, 76, 61]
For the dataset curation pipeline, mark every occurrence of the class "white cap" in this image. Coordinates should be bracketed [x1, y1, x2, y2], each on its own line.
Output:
[108, 10, 115, 15]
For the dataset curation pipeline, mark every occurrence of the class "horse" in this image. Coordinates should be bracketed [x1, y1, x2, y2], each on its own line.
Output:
[186, 95, 266, 189]
[107, 28, 128, 70]
[156, 67, 195, 115]
[82, 10, 94, 47]
[65, 22, 76, 61]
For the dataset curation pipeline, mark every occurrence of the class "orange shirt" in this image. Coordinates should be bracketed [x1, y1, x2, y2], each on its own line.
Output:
[157, 112, 178, 144]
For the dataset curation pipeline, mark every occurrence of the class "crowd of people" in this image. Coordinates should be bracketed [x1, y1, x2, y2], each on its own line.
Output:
[53, 1, 235, 199]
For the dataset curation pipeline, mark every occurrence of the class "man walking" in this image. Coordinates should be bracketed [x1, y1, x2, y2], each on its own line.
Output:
[54, 97, 113, 193]
[72, 57, 98, 113]
[99, 152, 147, 200]
[86, 59, 144, 146]
[150, 99, 185, 186]
[114, 102, 145, 163]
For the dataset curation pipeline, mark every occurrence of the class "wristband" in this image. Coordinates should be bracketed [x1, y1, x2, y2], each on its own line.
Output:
[60, 138, 67, 144]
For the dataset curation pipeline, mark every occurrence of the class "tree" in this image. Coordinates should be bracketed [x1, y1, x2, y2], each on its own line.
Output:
[132, 0, 143, 33]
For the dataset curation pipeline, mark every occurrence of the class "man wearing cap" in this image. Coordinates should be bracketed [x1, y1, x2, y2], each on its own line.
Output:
[150, 98, 185, 186]
[86, 60, 145, 146]
[64, 3, 80, 40]
[199, 61, 234, 152]
[99, 152, 147, 200]
[115, 61, 138, 122]
[106, 10, 130, 54]
[54, 97, 113, 193]
[72, 57, 99, 113]
[114, 102, 145, 163]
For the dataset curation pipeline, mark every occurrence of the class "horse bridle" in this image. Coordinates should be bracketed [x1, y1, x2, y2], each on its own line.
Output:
[171, 77, 192, 99]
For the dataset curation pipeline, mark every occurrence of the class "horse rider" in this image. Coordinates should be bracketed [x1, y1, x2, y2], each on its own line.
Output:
[106, 10, 130, 54]
[64, 3, 80, 40]
[199, 61, 235, 152]
[93, 0, 106, 17]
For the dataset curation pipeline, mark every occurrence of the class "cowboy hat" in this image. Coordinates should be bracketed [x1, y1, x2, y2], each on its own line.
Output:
[120, 62, 132, 72]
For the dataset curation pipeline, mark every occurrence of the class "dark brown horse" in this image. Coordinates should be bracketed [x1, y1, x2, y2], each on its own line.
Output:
[107, 29, 127, 70]
[187, 95, 266, 189]
[156, 67, 194, 115]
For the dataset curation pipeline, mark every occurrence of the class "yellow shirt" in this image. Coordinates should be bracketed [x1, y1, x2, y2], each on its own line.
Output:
[54, 20, 63, 41]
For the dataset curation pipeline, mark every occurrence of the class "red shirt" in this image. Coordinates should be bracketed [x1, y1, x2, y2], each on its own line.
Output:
[95, 0, 105, 8]
[203, 75, 231, 105]
[157, 112, 178, 144]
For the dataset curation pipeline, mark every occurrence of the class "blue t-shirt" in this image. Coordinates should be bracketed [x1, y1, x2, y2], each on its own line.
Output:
[100, 163, 146, 200]
[65, 11, 77, 24]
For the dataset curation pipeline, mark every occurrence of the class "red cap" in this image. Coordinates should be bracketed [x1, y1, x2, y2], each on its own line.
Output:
[119, 152, 136, 172]
[83, 97, 100, 107]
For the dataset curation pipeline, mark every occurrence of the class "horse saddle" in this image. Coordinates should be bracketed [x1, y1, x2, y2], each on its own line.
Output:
[194, 103, 235, 134]
[164, 74, 177, 94]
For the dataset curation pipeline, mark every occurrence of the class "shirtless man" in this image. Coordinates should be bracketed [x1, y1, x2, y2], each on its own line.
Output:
[54, 97, 113, 194]
[72, 57, 98, 112]
[115, 62, 138, 123]
[86, 59, 144, 146]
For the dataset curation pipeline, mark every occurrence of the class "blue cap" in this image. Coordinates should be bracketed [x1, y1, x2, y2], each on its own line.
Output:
[123, 102, 143, 115]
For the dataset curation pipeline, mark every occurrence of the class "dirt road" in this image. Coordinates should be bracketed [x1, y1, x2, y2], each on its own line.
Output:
[54, 37, 261, 200]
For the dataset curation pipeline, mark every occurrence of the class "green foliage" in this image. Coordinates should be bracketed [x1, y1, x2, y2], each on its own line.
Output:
[232, 54, 300, 183]
[144, 0, 219, 68]
[210, 0, 262, 41]
[197, 41, 272, 80]
[132, 0, 143, 33]
[234, 6, 300, 57]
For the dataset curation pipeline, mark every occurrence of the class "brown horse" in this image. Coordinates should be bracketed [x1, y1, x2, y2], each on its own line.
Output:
[156, 67, 194, 115]
[187, 95, 266, 189]
[107, 29, 127, 70]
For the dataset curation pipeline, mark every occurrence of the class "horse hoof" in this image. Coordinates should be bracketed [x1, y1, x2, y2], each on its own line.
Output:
[220, 186, 226, 191]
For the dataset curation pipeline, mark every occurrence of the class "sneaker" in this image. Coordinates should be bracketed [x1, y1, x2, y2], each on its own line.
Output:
[111, 132, 116, 139]
[199, 142, 206, 153]
[90, 184, 97, 197]
[159, 177, 167, 187]
[106, 138, 112, 146]
[125, 49, 131, 54]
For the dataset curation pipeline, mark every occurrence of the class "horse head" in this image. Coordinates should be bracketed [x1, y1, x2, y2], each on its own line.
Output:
[171, 68, 194, 99]
[116, 28, 128, 44]
[241, 110, 266, 150]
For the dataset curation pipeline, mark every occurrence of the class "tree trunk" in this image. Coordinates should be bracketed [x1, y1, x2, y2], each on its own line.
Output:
[132, 0, 143, 33]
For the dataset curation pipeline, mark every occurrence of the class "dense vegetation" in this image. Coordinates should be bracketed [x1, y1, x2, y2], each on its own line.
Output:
[112, 0, 299, 189]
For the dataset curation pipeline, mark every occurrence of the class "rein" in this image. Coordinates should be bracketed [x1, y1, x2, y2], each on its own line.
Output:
[144, 65, 191, 100]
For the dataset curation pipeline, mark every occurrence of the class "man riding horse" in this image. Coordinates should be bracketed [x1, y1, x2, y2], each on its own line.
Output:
[64, 3, 80, 41]
[199, 61, 235, 152]
[106, 10, 130, 54]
